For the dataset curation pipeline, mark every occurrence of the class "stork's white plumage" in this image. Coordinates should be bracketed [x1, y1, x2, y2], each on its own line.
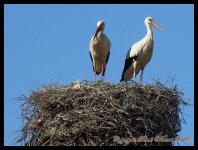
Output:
[120, 17, 160, 83]
[89, 20, 111, 81]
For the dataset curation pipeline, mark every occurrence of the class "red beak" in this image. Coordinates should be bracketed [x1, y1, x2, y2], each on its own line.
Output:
[151, 21, 161, 31]
[93, 27, 100, 40]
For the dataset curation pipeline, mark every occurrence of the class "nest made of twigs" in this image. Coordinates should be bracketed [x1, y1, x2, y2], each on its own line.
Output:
[17, 80, 188, 146]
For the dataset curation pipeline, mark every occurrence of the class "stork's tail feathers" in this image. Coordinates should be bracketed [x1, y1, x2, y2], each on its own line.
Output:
[92, 66, 100, 75]
[96, 71, 100, 75]
[120, 74, 124, 82]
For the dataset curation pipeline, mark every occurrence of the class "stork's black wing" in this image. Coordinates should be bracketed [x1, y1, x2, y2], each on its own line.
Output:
[106, 51, 110, 64]
[120, 52, 139, 82]
[101, 51, 110, 76]
[89, 51, 94, 71]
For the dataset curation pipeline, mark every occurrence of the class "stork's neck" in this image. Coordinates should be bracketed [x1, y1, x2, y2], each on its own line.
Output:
[145, 23, 153, 40]
[97, 31, 103, 39]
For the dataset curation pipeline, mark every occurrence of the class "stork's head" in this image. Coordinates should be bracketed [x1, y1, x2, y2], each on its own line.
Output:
[93, 20, 105, 40]
[145, 17, 161, 30]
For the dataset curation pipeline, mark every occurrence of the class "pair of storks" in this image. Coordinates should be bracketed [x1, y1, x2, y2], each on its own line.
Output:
[89, 17, 160, 83]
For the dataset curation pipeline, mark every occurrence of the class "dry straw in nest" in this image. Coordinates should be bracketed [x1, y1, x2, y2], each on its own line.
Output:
[17, 80, 188, 146]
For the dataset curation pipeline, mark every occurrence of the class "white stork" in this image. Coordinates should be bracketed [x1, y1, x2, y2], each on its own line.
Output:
[89, 20, 111, 81]
[120, 17, 160, 83]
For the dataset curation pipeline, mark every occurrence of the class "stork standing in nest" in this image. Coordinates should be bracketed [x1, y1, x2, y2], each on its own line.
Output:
[120, 17, 160, 83]
[89, 20, 111, 81]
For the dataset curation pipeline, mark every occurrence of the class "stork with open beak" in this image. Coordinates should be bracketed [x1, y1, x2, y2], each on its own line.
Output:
[120, 17, 160, 83]
[89, 20, 111, 81]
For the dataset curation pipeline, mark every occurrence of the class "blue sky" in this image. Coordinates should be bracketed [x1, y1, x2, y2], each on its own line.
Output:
[4, 4, 194, 146]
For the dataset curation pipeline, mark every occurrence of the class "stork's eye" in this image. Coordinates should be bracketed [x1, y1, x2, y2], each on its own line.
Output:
[149, 18, 152, 21]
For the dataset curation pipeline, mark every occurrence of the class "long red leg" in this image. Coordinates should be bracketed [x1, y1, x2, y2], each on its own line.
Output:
[94, 62, 96, 82]
[101, 64, 104, 80]
[133, 70, 136, 83]
[140, 68, 144, 84]
[133, 62, 136, 83]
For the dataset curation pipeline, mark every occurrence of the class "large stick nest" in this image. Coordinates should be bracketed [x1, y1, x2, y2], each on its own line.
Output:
[17, 80, 188, 146]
